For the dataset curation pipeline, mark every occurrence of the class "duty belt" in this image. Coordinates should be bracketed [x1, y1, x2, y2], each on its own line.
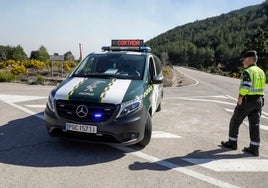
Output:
[244, 95, 263, 101]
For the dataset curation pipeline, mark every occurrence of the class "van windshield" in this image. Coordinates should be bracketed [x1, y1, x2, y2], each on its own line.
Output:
[72, 53, 146, 80]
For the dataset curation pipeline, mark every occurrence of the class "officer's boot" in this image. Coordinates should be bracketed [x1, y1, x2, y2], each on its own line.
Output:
[221, 140, 237, 150]
[242, 145, 259, 156]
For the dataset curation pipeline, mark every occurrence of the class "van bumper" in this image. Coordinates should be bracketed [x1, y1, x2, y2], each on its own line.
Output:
[44, 104, 147, 145]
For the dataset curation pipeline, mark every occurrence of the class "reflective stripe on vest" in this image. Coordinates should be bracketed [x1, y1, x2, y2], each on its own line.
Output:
[239, 65, 266, 96]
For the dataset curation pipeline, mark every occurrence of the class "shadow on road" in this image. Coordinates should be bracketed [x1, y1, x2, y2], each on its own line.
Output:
[0, 114, 125, 167]
[128, 145, 255, 171]
[0, 112, 257, 171]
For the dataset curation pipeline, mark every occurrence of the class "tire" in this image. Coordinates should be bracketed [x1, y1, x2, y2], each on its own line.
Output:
[138, 112, 152, 146]
[47, 127, 59, 137]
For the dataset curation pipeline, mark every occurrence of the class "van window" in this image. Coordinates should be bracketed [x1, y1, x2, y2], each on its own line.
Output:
[148, 57, 155, 82]
[72, 53, 146, 80]
[153, 55, 162, 76]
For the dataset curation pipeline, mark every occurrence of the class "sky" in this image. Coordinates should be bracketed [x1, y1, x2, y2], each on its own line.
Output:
[0, 0, 265, 59]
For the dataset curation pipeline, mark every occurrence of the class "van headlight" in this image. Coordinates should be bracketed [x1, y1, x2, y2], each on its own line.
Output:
[47, 93, 55, 112]
[117, 97, 142, 118]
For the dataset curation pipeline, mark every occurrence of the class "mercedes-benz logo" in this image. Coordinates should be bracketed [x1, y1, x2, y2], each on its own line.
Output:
[76, 105, 88, 118]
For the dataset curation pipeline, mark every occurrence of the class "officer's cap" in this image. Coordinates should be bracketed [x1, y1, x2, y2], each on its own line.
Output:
[240, 50, 258, 61]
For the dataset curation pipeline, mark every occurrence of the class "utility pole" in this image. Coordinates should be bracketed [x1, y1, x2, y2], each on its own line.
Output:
[79, 43, 83, 62]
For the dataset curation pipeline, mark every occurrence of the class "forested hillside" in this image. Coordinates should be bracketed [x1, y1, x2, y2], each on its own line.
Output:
[146, 0, 268, 76]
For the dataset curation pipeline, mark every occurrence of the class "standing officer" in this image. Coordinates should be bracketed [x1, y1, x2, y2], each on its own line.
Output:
[221, 50, 266, 156]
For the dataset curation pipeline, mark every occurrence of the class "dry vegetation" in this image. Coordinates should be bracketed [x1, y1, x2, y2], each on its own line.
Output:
[163, 66, 194, 87]
[0, 61, 192, 87]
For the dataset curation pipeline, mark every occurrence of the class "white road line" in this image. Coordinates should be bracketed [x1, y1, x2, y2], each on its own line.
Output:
[0, 94, 45, 120]
[224, 108, 268, 131]
[166, 95, 268, 128]
[178, 95, 230, 99]
[224, 108, 234, 113]
[25, 105, 46, 108]
[225, 95, 237, 101]
[0, 94, 47, 103]
[110, 144, 240, 188]
[262, 111, 268, 117]
[165, 96, 236, 106]
[166, 95, 268, 119]
[4, 100, 44, 120]
[225, 95, 268, 118]
[175, 68, 200, 87]
[152, 131, 182, 138]
[250, 123, 268, 131]
[182, 158, 268, 172]
[224, 107, 268, 119]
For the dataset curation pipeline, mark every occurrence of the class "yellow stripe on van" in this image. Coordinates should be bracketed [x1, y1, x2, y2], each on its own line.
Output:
[100, 78, 116, 102]
[66, 78, 87, 100]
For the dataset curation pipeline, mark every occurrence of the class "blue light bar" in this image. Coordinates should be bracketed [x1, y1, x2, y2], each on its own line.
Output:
[101, 46, 110, 51]
[139, 46, 151, 52]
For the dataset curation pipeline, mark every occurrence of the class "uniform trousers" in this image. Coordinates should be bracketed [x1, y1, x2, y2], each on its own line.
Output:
[229, 95, 264, 146]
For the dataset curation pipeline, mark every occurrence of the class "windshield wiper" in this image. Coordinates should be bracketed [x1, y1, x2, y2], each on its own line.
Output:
[72, 73, 118, 79]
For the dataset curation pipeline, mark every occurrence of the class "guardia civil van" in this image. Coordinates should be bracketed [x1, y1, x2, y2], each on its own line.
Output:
[44, 40, 163, 146]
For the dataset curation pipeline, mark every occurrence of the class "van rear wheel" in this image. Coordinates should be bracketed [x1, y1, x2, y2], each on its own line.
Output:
[138, 112, 152, 146]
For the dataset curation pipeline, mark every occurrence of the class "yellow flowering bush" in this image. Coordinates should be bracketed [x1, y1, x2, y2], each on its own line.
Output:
[11, 64, 27, 75]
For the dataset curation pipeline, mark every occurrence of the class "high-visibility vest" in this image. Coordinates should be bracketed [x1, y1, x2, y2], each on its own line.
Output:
[239, 65, 266, 96]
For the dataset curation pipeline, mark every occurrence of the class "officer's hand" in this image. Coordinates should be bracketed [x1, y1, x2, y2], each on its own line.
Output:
[237, 96, 243, 105]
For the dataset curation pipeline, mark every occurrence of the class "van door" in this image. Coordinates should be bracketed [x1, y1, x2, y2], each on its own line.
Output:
[153, 55, 163, 111]
[148, 56, 162, 114]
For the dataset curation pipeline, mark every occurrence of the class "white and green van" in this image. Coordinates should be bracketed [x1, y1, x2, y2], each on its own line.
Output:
[44, 40, 163, 146]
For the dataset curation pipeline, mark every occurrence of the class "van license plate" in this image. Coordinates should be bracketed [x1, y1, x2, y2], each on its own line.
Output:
[66, 123, 97, 133]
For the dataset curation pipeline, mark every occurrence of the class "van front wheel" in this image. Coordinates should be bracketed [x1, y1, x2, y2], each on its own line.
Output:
[138, 112, 152, 146]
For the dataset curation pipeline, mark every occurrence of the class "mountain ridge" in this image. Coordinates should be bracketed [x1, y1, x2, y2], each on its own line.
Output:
[146, 1, 268, 75]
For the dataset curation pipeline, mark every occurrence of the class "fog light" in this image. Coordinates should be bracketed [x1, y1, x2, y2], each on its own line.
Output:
[130, 133, 138, 139]
[94, 113, 102, 118]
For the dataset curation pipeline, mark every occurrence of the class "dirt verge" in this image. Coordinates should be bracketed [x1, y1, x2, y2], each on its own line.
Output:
[170, 68, 196, 87]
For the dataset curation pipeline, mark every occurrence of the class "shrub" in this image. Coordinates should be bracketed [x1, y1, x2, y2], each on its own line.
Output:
[63, 63, 71, 72]
[162, 66, 174, 87]
[0, 61, 7, 69]
[6, 59, 17, 67]
[37, 74, 44, 83]
[162, 66, 172, 77]
[0, 70, 16, 82]
[63, 61, 77, 72]
[11, 64, 27, 75]
[27, 74, 45, 85]
[68, 61, 77, 67]
[24, 59, 46, 70]
[232, 72, 240, 78]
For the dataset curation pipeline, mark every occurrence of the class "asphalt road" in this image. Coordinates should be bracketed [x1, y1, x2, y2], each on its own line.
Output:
[0, 66, 268, 188]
